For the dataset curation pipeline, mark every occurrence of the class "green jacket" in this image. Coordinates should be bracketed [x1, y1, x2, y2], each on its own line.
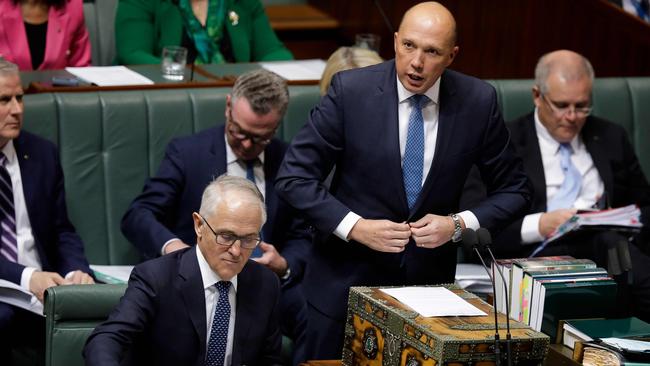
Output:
[115, 0, 293, 64]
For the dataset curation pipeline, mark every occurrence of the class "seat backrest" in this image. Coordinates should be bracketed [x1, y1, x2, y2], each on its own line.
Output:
[82, 0, 118, 65]
[22, 85, 321, 265]
[44, 284, 127, 366]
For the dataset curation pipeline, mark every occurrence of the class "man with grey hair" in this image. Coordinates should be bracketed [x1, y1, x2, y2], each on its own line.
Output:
[462, 49, 650, 321]
[121, 68, 309, 357]
[86, 175, 283, 365]
[0, 57, 94, 361]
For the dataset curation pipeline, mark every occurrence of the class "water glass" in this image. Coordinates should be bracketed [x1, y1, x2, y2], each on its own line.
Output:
[161, 46, 187, 81]
[355, 33, 381, 52]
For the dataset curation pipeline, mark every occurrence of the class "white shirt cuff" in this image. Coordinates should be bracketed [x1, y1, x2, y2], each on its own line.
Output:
[334, 212, 362, 241]
[161, 238, 180, 255]
[20, 267, 37, 291]
[457, 210, 480, 230]
[521, 212, 545, 244]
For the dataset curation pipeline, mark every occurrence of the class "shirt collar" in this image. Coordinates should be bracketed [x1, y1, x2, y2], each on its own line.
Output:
[196, 244, 238, 292]
[224, 130, 265, 165]
[396, 75, 441, 105]
[1, 140, 17, 164]
[533, 107, 580, 153]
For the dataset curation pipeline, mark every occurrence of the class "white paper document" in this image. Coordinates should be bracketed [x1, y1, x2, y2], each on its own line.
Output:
[0, 279, 43, 315]
[260, 59, 326, 81]
[66, 66, 154, 86]
[90, 265, 134, 284]
[380, 286, 487, 317]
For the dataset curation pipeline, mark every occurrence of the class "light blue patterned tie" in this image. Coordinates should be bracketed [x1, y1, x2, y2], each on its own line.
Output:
[206, 281, 231, 366]
[547, 143, 582, 211]
[402, 94, 428, 209]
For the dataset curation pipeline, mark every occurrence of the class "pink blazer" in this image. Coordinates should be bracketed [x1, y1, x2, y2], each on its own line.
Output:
[0, 0, 91, 70]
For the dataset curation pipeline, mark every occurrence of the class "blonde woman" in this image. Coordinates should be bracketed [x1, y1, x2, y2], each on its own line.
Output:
[319, 46, 383, 95]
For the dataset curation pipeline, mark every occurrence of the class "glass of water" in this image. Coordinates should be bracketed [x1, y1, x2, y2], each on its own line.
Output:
[161, 46, 187, 81]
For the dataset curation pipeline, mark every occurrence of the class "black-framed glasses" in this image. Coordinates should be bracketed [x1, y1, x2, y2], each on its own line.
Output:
[226, 110, 276, 146]
[199, 214, 261, 249]
[540, 92, 592, 118]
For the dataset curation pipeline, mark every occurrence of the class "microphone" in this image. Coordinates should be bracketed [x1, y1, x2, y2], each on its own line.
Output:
[477, 228, 512, 366]
[461, 229, 501, 366]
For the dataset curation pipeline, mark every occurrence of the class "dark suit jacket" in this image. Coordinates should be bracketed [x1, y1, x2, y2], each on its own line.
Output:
[0, 131, 91, 285]
[275, 60, 531, 319]
[83, 246, 282, 366]
[121, 125, 309, 277]
[461, 112, 650, 257]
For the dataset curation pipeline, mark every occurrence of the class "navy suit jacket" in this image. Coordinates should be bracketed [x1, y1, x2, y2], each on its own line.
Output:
[0, 131, 91, 285]
[462, 113, 650, 257]
[275, 60, 531, 319]
[84, 246, 282, 366]
[121, 125, 309, 276]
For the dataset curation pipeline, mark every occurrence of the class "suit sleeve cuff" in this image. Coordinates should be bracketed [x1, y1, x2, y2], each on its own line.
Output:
[521, 213, 545, 244]
[161, 238, 180, 256]
[334, 212, 362, 242]
[20, 267, 37, 291]
[457, 210, 479, 230]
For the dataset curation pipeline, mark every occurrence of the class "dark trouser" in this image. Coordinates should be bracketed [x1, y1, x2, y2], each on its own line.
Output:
[531, 231, 650, 322]
[0, 303, 45, 366]
[292, 301, 346, 363]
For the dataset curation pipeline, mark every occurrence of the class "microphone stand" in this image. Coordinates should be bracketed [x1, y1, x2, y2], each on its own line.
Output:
[462, 229, 501, 366]
[477, 228, 512, 366]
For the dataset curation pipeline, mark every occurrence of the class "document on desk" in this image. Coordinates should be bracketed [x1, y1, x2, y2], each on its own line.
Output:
[260, 59, 326, 81]
[0, 279, 43, 316]
[90, 265, 134, 284]
[380, 286, 487, 317]
[66, 66, 154, 86]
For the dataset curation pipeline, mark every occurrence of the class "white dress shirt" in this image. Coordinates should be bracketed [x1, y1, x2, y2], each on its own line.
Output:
[2, 141, 42, 289]
[197, 246, 237, 365]
[334, 76, 480, 240]
[161, 132, 266, 254]
[520, 109, 605, 243]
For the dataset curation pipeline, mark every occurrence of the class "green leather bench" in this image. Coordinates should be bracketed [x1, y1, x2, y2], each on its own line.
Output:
[22, 78, 650, 266]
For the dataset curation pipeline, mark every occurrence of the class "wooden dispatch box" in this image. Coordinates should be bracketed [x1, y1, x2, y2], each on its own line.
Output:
[342, 285, 550, 366]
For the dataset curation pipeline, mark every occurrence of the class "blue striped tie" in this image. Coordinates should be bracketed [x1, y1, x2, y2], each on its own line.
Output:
[244, 159, 263, 256]
[547, 143, 582, 211]
[0, 153, 17, 262]
[402, 94, 428, 210]
[206, 281, 231, 366]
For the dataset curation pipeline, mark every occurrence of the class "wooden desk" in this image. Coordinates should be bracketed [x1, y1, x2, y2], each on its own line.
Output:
[300, 361, 341, 366]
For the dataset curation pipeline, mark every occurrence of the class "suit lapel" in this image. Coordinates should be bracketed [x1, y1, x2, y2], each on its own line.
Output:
[13, 135, 39, 228]
[178, 246, 208, 358]
[582, 118, 614, 200]
[1, 3, 32, 69]
[516, 114, 548, 208]
[231, 262, 254, 366]
[261, 142, 282, 240]
[212, 125, 228, 176]
[42, 5, 69, 70]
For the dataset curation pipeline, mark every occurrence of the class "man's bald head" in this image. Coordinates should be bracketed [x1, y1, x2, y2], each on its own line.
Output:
[535, 50, 594, 95]
[394, 2, 459, 94]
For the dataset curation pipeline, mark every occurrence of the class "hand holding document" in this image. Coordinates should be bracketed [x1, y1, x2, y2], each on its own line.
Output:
[380, 286, 486, 317]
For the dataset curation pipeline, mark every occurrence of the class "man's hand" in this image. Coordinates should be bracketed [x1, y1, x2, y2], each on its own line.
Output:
[539, 209, 577, 238]
[29, 271, 70, 302]
[67, 270, 95, 285]
[164, 239, 190, 255]
[348, 219, 411, 253]
[251, 242, 288, 276]
[409, 214, 461, 248]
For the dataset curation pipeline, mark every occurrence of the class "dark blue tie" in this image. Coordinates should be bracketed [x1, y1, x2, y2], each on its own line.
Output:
[402, 94, 428, 210]
[244, 159, 263, 257]
[547, 143, 582, 211]
[0, 153, 17, 262]
[206, 281, 231, 366]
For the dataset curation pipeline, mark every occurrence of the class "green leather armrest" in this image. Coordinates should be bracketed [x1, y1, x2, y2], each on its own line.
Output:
[44, 284, 127, 366]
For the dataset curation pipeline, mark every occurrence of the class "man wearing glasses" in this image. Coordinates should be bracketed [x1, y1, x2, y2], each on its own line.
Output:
[121, 69, 309, 356]
[86, 175, 283, 365]
[462, 49, 650, 321]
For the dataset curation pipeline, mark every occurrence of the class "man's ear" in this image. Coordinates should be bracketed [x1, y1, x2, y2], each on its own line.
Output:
[192, 212, 202, 238]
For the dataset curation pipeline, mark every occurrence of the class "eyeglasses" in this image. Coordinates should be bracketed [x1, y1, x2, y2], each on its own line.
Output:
[540, 93, 592, 118]
[226, 110, 276, 146]
[199, 214, 261, 249]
